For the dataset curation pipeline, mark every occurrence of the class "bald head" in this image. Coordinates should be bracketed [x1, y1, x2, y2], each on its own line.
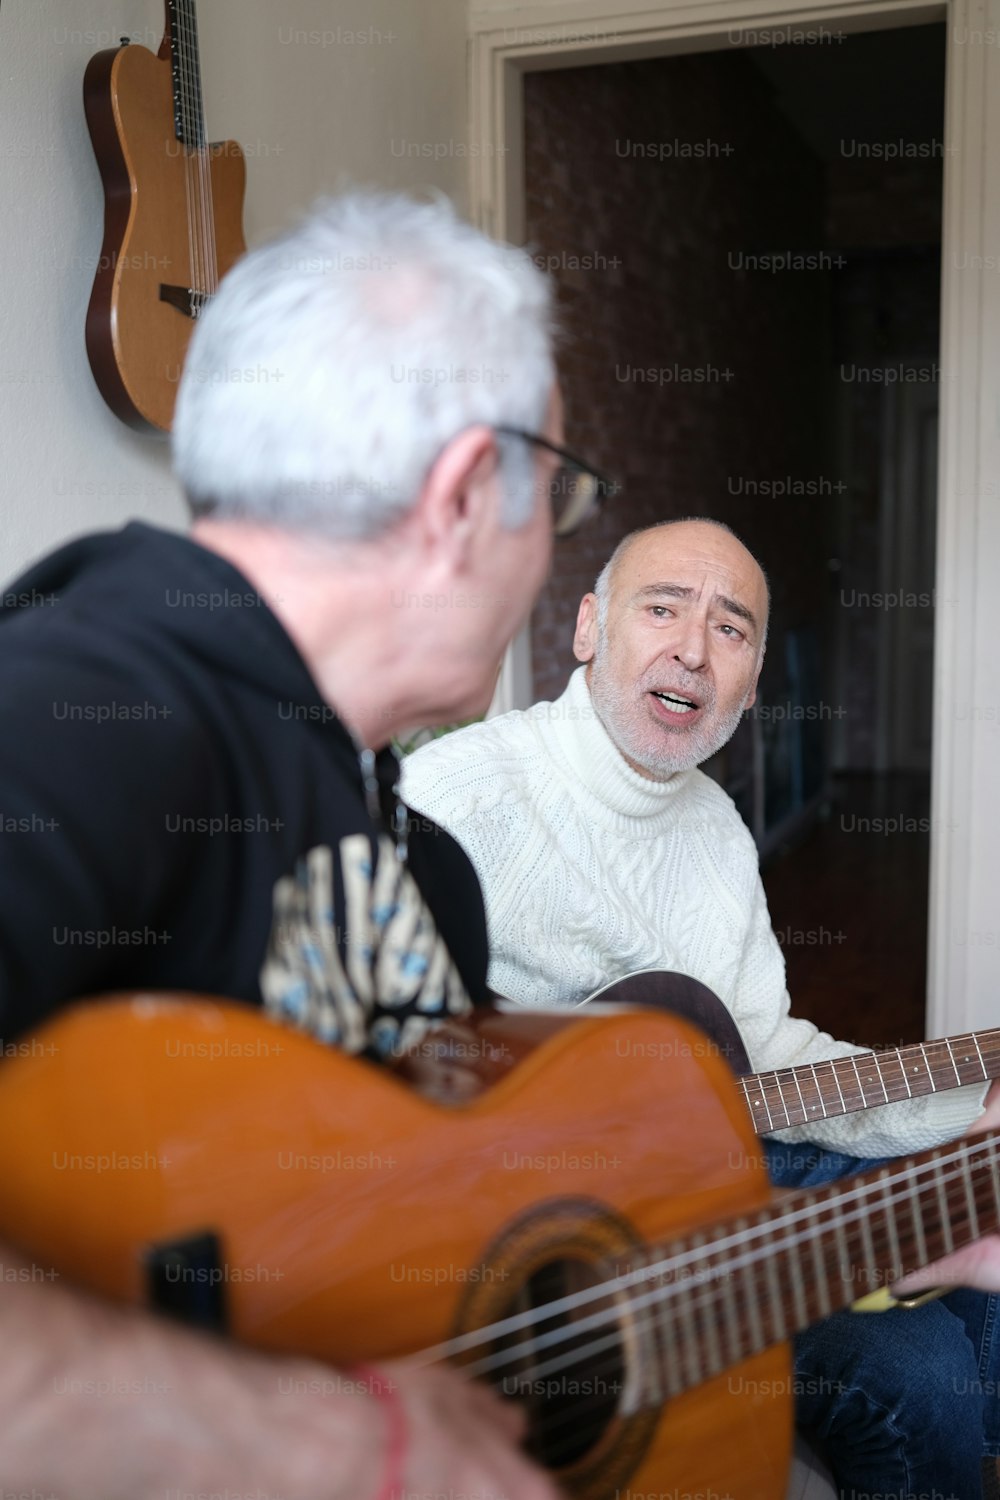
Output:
[594, 519, 769, 656]
[574, 518, 768, 779]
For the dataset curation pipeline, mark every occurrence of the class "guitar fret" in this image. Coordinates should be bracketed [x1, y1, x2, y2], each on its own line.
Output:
[789, 1068, 809, 1124]
[761, 1218, 787, 1342]
[741, 1078, 775, 1132]
[962, 1154, 982, 1243]
[832, 1195, 853, 1297]
[878, 1050, 907, 1102]
[773, 1071, 794, 1129]
[672, 1241, 705, 1391]
[857, 1186, 878, 1290]
[987, 1138, 1000, 1229]
[171, 0, 208, 149]
[972, 1032, 988, 1081]
[735, 1217, 766, 1355]
[804, 1063, 825, 1119]
[805, 1060, 829, 1118]
[828, 1060, 849, 1115]
[868, 1055, 889, 1106]
[652, 1261, 684, 1399]
[717, 1240, 743, 1368]
[688, 1233, 724, 1379]
[848, 1054, 868, 1108]
[907, 1161, 929, 1264]
[879, 1169, 903, 1280]
[896, 1049, 914, 1098]
[935, 1156, 955, 1253]
[786, 1229, 809, 1330]
[730, 1018, 1000, 1136]
[630, 1259, 664, 1409]
[805, 1197, 831, 1320]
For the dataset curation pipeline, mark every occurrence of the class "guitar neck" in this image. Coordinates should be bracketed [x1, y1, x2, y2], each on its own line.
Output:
[739, 1028, 1000, 1133]
[167, 0, 208, 148]
[627, 1129, 1000, 1402]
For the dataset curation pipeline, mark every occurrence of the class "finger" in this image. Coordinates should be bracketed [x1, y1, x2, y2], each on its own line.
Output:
[893, 1237, 1000, 1295]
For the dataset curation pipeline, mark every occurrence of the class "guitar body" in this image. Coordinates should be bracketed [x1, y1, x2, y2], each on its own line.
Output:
[0, 997, 791, 1500]
[581, 969, 753, 1074]
[84, 37, 246, 432]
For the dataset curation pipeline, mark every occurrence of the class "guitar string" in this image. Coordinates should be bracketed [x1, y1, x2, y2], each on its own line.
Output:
[458, 1144, 992, 1381]
[182, 0, 211, 304]
[440, 1143, 984, 1368]
[418, 1146, 998, 1467]
[441, 1146, 998, 1468]
[178, 0, 206, 301]
[186, 0, 220, 300]
[176, 0, 216, 307]
[411, 1135, 1000, 1375]
[750, 1029, 1000, 1120]
[468, 1168, 989, 1413]
[174, 1, 202, 307]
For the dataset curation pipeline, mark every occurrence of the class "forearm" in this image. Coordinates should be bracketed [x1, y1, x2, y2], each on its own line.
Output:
[0, 1243, 380, 1500]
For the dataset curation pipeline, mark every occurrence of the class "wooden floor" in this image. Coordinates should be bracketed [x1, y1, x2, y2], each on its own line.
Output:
[760, 773, 931, 1049]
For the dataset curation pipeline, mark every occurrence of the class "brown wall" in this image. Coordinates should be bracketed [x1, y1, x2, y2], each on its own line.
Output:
[523, 51, 831, 712]
[523, 46, 944, 780]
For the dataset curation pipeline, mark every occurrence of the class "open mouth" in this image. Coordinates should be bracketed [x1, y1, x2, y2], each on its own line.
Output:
[651, 689, 700, 716]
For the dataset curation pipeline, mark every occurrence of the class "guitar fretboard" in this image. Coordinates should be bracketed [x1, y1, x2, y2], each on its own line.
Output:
[613, 1131, 1000, 1402]
[168, 0, 208, 149]
[739, 1029, 1000, 1133]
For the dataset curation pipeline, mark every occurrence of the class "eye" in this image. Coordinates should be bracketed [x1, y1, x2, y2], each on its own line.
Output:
[649, 605, 672, 619]
[718, 623, 745, 640]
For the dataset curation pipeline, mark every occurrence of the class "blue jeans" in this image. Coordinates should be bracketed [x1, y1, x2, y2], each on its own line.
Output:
[766, 1139, 1000, 1500]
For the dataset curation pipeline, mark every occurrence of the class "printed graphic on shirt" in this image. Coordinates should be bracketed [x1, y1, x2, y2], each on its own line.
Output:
[260, 835, 472, 1057]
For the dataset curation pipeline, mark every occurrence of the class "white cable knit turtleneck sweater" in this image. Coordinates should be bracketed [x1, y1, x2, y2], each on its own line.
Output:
[403, 666, 987, 1157]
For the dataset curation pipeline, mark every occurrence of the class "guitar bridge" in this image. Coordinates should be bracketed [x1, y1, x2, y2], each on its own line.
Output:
[159, 284, 211, 319]
[145, 1229, 228, 1332]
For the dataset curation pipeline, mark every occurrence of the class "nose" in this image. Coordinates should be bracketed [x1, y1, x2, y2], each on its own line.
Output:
[669, 615, 708, 674]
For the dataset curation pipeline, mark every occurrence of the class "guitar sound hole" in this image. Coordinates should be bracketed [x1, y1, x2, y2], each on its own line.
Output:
[489, 1256, 627, 1470]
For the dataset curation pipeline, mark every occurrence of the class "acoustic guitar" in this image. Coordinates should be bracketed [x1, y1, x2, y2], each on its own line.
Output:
[577, 969, 1000, 1134]
[84, 0, 246, 432]
[0, 993, 997, 1500]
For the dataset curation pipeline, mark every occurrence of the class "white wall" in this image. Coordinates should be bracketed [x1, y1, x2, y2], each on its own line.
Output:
[0, 0, 470, 583]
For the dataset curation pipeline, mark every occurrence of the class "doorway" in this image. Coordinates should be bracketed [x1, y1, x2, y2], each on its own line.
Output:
[470, 0, 1000, 1037]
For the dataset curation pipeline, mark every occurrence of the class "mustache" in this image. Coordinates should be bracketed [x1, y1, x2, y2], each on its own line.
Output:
[638, 671, 715, 711]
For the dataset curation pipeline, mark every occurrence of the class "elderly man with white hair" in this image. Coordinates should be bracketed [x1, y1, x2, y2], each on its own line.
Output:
[0, 191, 576, 1500]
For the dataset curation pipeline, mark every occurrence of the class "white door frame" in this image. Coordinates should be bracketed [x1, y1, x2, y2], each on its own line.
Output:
[469, 0, 1000, 1038]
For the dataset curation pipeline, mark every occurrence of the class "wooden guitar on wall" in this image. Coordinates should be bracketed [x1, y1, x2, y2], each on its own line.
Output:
[84, 0, 247, 432]
[0, 991, 998, 1499]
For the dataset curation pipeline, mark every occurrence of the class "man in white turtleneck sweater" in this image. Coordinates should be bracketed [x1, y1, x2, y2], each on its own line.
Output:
[403, 518, 1000, 1498]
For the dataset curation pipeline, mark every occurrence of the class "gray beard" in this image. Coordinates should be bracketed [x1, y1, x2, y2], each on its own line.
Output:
[588, 656, 750, 780]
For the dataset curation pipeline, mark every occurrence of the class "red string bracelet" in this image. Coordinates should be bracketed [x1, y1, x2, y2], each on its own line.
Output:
[354, 1363, 408, 1500]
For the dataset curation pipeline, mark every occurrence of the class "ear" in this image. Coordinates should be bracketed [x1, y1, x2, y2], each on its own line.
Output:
[410, 426, 499, 572]
[573, 594, 599, 663]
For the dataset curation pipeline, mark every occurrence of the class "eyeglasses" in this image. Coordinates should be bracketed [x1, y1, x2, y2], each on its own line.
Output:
[495, 426, 617, 537]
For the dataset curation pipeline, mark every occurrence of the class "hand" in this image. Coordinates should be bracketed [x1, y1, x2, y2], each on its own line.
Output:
[892, 1079, 1000, 1297]
[383, 1360, 564, 1500]
[0, 1243, 563, 1500]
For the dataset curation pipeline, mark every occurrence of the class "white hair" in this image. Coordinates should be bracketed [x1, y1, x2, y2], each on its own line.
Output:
[172, 191, 555, 540]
